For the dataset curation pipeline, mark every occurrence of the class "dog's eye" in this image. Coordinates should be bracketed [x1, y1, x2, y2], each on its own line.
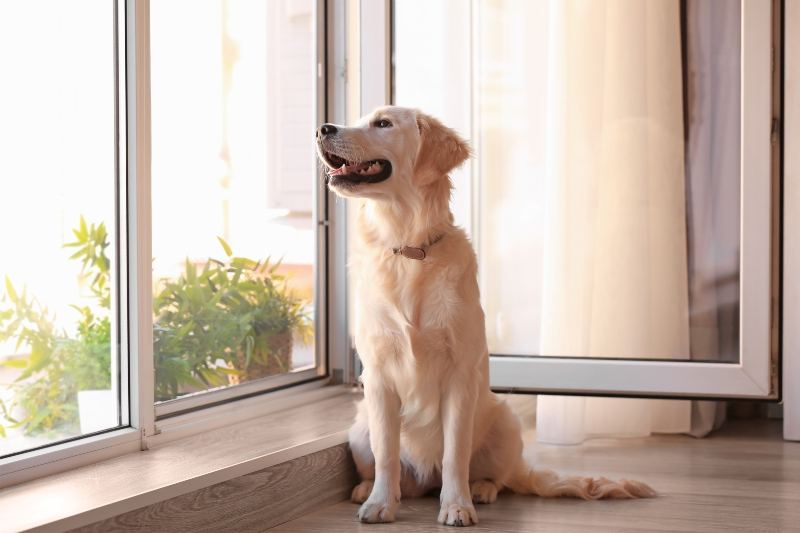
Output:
[375, 119, 392, 128]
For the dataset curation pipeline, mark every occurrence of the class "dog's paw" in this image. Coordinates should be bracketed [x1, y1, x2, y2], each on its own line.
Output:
[438, 502, 478, 527]
[357, 496, 399, 523]
[351, 480, 374, 503]
[470, 480, 498, 504]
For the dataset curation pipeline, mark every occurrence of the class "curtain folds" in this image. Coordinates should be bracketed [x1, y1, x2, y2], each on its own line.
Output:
[537, 0, 693, 443]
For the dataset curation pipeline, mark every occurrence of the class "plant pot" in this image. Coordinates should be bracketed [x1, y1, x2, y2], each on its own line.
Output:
[77, 389, 116, 434]
[229, 329, 294, 385]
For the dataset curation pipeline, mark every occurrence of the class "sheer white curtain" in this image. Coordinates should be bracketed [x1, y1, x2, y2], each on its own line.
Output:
[683, 0, 740, 437]
[536, 0, 692, 444]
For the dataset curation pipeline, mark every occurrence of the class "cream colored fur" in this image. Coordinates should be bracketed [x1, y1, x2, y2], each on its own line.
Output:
[316, 106, 655, 527]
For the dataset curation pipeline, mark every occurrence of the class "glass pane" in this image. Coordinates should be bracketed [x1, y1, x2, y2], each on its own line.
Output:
[0, 1, 119, 457]
[394, 0, 741, 364]
[151, 0, 317, 403]
[393, 0, 473, 233]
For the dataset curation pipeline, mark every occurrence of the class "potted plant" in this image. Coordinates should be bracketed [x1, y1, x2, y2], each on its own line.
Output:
[215, 238, 312, 383]
[152, 238, 312, 400]
[0, 218, 113, 438]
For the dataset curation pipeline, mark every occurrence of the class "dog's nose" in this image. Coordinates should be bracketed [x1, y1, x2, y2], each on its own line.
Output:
[317, 123, 337, 137]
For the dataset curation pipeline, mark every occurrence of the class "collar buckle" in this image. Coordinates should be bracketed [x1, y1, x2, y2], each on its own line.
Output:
[393, 246, 426, 260]
[391, 233, 444, 261]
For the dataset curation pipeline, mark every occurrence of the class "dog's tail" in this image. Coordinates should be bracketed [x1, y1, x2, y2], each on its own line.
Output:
[507, 466, 656, 500]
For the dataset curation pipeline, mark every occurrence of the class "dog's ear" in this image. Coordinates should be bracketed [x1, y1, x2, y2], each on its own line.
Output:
[413, 112, 471, 185]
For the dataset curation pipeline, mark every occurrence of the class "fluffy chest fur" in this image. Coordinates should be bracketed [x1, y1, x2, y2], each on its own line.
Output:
[353, 253, 461, 474]
[353, 235, 467, 364]
[353, 227, 484, 442]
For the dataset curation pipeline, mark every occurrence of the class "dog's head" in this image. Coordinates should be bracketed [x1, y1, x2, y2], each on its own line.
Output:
[315, 106, 470, 200]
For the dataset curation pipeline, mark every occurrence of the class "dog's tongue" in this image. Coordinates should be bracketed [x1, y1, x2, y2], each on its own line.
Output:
[329, 162, 366, 176]
[329, 163, 356, 176]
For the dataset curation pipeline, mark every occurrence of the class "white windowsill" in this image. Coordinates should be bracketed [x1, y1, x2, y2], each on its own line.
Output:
[0, 386, 361, 532]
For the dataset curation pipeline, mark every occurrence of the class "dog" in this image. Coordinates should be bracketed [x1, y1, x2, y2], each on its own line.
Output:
[316, 106, 655, 527]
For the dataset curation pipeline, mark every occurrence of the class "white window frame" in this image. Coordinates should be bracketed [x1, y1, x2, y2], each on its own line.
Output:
[0, 0, 144, 488]
[0, 0, 348, 488]
[784, 0, 800, 441]
[487, 1, 777, 400]
[150, 0, 330, 420]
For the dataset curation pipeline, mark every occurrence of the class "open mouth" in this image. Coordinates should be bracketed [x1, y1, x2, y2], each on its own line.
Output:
[319, 149, 392, 186]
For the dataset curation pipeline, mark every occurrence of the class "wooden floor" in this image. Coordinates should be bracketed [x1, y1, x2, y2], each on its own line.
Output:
[272, 420, 800, 533]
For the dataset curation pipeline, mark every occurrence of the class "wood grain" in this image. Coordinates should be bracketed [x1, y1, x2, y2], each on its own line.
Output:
[72, 443, 357, 533]
[272, 420, 800, 533]
[0, 389, 361, 532]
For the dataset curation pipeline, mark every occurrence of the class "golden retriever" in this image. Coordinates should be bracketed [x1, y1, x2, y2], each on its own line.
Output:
[315, 106, 655, 527]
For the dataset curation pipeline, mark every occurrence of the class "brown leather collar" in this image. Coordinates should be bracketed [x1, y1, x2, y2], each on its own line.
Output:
[391, 234, 444, 260]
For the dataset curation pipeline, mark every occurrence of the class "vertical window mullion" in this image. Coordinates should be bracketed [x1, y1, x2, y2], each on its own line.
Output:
[126, 0, 155, 444]
[324, 0, 352, 384]
[114, 0, 128, 429]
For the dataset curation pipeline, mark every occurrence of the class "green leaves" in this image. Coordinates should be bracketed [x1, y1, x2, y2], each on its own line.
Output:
[0, 217, 112, 438]
[152, 237, 312, 401]
[217, 236, 233, 257]
[64, 216, 111, 309]
[0, 217, 314, 431]
[0, 358, 26, 369]
[4, 275, 18, 303]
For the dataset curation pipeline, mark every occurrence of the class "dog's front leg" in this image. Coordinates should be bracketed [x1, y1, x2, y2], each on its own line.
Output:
[439, 379, 479, 526]
[357, 378, 402, 523]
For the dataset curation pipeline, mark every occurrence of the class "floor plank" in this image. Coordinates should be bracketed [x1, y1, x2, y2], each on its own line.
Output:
[271, 420, 800, 533]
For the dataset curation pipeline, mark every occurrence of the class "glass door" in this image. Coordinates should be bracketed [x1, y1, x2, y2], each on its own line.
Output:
[393, 0, 779, 399]
[0, 0, 125, 457]
[149, 0, 326, 416]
